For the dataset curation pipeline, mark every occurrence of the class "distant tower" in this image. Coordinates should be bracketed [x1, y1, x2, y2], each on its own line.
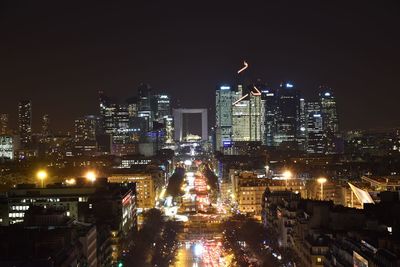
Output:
[155, 93, 172, 122]
[306, 101, 324, 154]
[41, 114, 50, 137]
[274, 82, 301, 148]
[215, 85, 234, 150]
[74, 115, 100, 142]
[260, 86, 278, 147]
[0, 114, 9, 135]
[18, 100, 32, 148]
[137, 83, 154, 131]
[98, 90, 117, 135]
[319, 87, 339, 154]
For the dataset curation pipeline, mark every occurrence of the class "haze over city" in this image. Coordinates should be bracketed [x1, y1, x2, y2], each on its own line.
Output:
[1, 1, 400, 131]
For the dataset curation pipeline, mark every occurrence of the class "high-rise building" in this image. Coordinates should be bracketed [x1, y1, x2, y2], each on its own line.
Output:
[18, 100, 32, 148]
[155, 93, 171, 121]
[113, 104, 130, 144]
[0, 135, 15, 160]
[99, 91, 117, 135]
[306, 101, 324, 154]
[74, 115, 101, 156]
[137, 83, 154, 131]
[232, 86, 264, 142]
[74, 115, 101, 142]
[0, 114, 9, 135]
[319, 87, 339, 154]
[215, 85, 234, 150]
[41, 114, 50, 137]
[261, 88, 278, 146]
[274, 82, 300, 148]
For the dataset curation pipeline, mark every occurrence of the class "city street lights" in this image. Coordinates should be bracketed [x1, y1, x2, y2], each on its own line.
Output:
[317, 177, 327, 200]
[283, 170, 292, 189]
[36, 170, 48, 188]
[85, 171, 97, 183]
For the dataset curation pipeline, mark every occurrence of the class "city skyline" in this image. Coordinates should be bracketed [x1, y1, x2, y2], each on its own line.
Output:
[1, 2, 400, 266]
[1, 1, 400, 131]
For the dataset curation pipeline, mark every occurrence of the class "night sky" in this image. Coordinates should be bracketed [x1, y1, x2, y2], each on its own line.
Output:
[1, 1, 399, 133]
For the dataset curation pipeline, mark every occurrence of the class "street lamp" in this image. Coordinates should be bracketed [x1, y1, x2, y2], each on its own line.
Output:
[36, 170, 48, 188]
[85, 171, 97, 183]
[317, 177, 327, 200]
[283, 170, 292, 189]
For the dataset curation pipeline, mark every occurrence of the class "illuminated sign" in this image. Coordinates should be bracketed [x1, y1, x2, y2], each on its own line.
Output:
[286, 83, 293, 88]
[223, 140, 233, 148]
[220, 86, 231, 90]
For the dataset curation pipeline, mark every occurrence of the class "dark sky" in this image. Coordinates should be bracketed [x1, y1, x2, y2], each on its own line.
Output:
[1, 1, 400, 133]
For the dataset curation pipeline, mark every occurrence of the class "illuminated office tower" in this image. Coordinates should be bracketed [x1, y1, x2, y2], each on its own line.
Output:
[74, 115, 101, 156]
[99, 91, 132, 144]
[137, 83, 154, 131]
[41, 114, 50, 137]
[261, 87, 278, 146]
[306, 101, 324, 154]
[74, 115, 101, 142]
[0, 135, 14, 160]
[319, 87, 339, 154]
[155, 93, 171, 121]
[18, 100, 32, 148]
[215, 85, 234, 150]
[298, 98, 307, 150]
[232, 86, 264, 142]
[273, 82, 300, 148]
[0, 114, 9, 135]
[99, 91, 117, 134]
[113, 105, 130, 144]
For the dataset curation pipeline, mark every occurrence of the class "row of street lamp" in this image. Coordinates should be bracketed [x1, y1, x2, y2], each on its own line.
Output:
[35, 170, 98, 188]
[282, 170, 328, 200]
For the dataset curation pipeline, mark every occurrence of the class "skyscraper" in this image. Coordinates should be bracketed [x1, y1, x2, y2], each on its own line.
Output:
[74, 115, 101, 142]
[261, 88, 278, 146]
[306, 101, 324, 154]
[113, 104, 130, 144]
[0, 114, 9, 135]
[319, 87, 339, 154]
[274, 82, 300, 148]
[155, 93, 172, 121]
[41, 114, 50, 137]
[99, 91, 117, 135]
[137, 83, 154, 131]
[18, 100, 32, 148]
[298, 98, 307, 150]
[74, 115, 101, 156]
[215, 85, 234, 150]
[232, 86, 264, 142]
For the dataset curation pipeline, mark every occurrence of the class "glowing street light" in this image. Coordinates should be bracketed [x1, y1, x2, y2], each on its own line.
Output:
[36, 170, 48, 188]
[317, 177, 327, 200]
[283, 170, 292, 188]
[65, 178, 76, 186]
[85, 171, 97, 182]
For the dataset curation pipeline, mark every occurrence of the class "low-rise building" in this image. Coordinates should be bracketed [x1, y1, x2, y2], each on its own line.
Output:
[232, 171, 269, 215]
[108, 172, 155, 210]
